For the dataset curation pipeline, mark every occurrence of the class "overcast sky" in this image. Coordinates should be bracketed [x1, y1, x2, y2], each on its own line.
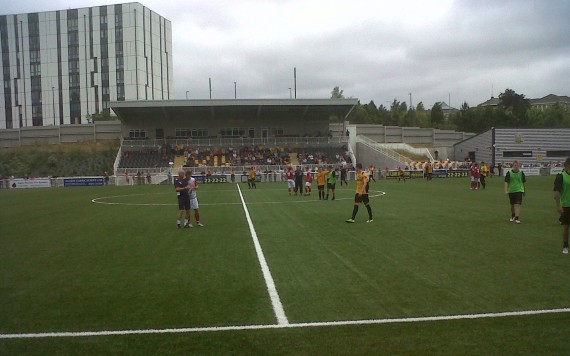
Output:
[3, 0, 569, 108]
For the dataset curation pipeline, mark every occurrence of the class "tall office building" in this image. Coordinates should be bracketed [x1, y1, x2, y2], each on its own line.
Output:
[0, 2, 172, 129]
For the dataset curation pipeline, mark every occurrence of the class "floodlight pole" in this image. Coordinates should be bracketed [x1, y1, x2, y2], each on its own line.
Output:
[409, 93, 412, 109]
[234, 82, 237, 99]
[185, 91, 189, 100]
[288, 88, 292, 99]
[209, 78, 212, 99]
[52, 86, 56, 125]
[293, 67, 297, 99]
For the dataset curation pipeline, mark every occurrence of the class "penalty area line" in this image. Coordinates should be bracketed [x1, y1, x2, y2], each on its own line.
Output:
[1, 307, 569, 339]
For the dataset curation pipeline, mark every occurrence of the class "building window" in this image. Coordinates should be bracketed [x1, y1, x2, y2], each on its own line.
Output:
[116, 71, 124, 84]
[100, 15, 107, 24]
[129, 129, 147, 139]
[69, 46, 79, 59]
[69, 60, 79, 74]
[30, 50, 40, 63]
[30, 63, 41, 76]
[100, 29, 107, 39]
[116, 57, 124, 69]
[116, 85, 125, 100]
[115, 42, 123, 56]
[101, 58, 109, 68]
[67, 18, 78, 31]
[115, 14, 122, 26]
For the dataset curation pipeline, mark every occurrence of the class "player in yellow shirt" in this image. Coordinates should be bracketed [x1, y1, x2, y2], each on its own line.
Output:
[248, 167, 257, 189]
[316, 166, 328, 200]
[346, 163, 373, 223]
[480, 161, 489, 189]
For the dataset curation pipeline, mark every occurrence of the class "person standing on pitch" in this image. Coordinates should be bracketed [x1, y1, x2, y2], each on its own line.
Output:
[340, 165, 348, 186]
[185, 170, 204, 227]
[304, 167, 313, 196]
[504, 160, 526, 224]
[294, 166, 304, 196]
[316, 166, 326, 200]
[346, 163, 373, 223]
[553, 157, 570, 254]
[285, 166, 295, 196]
[326, 165, 337, 200]
[175, 169, 191, 228]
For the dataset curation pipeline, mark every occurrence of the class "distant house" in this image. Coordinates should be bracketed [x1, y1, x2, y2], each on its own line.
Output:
[477, 94, 570, 111]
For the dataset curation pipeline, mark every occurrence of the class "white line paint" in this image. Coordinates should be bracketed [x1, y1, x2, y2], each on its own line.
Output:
[91, 191, 386, 207]
[236, 184, 289, 326]
[1, 307, 568, 339]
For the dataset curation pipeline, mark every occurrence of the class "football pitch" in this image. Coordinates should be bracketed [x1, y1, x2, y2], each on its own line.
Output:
[1, 176, 569, 354]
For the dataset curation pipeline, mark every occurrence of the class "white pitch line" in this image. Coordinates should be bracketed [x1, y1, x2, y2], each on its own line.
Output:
[1, 307, 568, 339]
[236, 184, 289, 326]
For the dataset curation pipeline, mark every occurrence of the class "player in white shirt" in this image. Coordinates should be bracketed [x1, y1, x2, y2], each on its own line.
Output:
[185, 170, 204, 227]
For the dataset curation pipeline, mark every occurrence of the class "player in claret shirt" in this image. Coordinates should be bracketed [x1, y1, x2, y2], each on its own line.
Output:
[470, 163, 481, 190]
[304, 167, 313, 196]
[285, 166, 295, 196]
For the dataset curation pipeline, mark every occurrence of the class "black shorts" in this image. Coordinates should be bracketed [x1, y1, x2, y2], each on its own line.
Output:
[508, 192, 524, 205]
[560, 207, 570, 225]
[318, 185, 325, 191]
[327, 183, 336, 190]
[354, 193, 370, 204]
[178, 195, 190, 210]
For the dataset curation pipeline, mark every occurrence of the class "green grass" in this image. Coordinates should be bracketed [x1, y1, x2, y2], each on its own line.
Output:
[1, 176, 569, 354]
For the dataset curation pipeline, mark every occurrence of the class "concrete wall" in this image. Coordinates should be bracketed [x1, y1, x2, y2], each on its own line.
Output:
[0, 120, 121, 147]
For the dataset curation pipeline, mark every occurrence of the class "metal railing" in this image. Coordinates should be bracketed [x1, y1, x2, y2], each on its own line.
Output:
[357, 135, 411, 165]
[121, 136, 348, 148]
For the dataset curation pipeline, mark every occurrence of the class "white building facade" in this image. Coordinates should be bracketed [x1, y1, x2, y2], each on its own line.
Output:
[0, 2, 172, 129]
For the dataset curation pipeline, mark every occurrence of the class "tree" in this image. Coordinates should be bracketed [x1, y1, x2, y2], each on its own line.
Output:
[85, 110, 113, 123]
[431, 102, 444, 128]
[498, 88, 530, 127]
[331, 86, 344, 99]
[416, 102, 426, 112]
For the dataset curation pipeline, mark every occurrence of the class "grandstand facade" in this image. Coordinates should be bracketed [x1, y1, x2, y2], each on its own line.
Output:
[112, 98, 358, 176]
[0, 2, 172, 129]
[454, 128, 570, 166]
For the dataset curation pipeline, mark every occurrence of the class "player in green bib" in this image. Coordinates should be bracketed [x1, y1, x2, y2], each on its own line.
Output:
[504, 160, 526, 224]
[325, 165, 337, 200]
[553, 157, 570, 254]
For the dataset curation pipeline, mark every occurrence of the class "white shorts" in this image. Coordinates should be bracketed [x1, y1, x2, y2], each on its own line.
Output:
[288, 179, 295, 189]
[471, 177, 480, 183]
[305, 182, 312, 187]
[189, 197, 199, 210]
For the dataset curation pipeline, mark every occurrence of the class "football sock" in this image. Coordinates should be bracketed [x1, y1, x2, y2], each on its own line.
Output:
[184, 219, 188, 226]
[177, 219, 181, 225]
[195, 212, 200, 223]
[511, 212, 515, 218]
[366, 205, 372, 219]
[351, 205, 359, 219]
